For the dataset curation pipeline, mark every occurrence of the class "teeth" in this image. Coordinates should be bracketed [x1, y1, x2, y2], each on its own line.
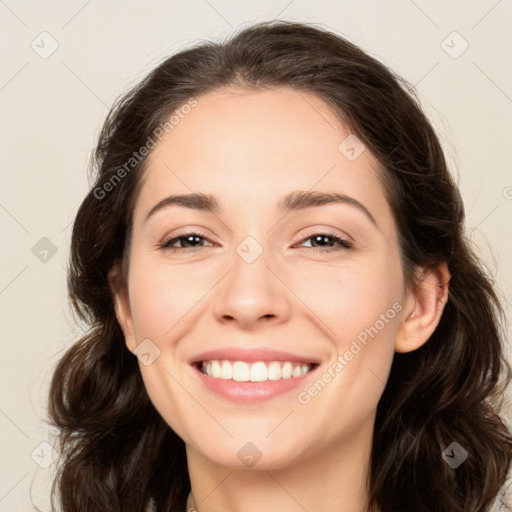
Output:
[267, 361, 281, 380]
[281, 362, 293, 379]
[220, 360, 233, 379]
[233, 361, 250, 382]
[200, 360, 312, 381]
[250, 361, 267, 382]
[292, 365, 302, 378]
[211, 360, 221, 378]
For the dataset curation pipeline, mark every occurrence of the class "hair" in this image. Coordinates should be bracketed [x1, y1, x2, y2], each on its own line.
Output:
[47, 20, 512, 512]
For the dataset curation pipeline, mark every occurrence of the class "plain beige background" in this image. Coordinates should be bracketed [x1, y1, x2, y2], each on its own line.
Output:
[1, 1, 511, 510]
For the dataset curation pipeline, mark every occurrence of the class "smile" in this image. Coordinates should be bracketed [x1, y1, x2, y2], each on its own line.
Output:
[191, 360, 320, 402]
[199, 360, 314, 381]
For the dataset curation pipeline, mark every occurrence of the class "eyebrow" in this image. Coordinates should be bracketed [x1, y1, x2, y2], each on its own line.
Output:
[144, 190, 378, 228]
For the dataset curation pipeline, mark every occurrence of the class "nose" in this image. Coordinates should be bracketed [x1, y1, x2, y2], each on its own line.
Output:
[212, 247, 292, 330]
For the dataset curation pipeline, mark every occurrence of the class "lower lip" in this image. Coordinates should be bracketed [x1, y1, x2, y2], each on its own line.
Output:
[191, 364, 318, 402]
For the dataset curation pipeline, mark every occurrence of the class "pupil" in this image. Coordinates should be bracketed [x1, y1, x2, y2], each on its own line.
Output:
[186, 236, 200, 246]
[314, 235, 329, 246]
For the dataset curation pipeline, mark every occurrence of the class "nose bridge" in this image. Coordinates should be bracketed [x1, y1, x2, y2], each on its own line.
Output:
[212, 234, 291, 326]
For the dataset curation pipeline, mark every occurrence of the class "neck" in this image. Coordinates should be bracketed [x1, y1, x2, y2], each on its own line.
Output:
[185, 414, 376, 512]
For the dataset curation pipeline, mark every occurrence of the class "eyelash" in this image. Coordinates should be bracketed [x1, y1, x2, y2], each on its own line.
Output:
[158, 230, 353, 253]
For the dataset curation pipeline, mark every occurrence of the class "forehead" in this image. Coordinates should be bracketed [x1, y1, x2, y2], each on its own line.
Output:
[133, 86, 392, 228]
[146, 86, 356, 170]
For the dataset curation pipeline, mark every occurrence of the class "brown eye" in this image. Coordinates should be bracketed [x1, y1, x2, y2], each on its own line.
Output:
[159, 231, 213, 252]
[297, 232, 353, 251]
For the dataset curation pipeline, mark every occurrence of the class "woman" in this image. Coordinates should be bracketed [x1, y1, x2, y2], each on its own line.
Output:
[47, 20, 512, 512]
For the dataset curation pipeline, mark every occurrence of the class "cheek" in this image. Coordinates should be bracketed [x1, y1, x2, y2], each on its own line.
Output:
[125, 256, 209, 439]
[127, 255, 216, 339]
[288, 255, 402, 401]
[333, 277, 401, 352]
[290, 254, 403, 346]
[290, 266, 401, 438]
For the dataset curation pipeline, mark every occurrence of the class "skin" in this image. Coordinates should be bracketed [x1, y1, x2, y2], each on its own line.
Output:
[111, 86, 450, 512]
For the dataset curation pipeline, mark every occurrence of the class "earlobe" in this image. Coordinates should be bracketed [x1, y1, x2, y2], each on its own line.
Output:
[395, 262, 450, 353]
[108, 264, 137, 354]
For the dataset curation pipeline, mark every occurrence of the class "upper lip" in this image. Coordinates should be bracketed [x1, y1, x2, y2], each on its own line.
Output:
[189, 347, 321, 365]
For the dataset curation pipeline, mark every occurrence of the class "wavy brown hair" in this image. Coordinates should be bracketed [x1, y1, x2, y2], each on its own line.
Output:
[47, 20, 512, 512]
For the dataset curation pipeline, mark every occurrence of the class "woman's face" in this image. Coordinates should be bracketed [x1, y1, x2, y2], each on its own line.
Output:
[114, 86, 418, 469]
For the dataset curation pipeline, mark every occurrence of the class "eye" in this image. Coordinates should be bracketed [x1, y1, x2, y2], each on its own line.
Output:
[158, 230, 353, 253]
[158, 231, 214, 252]
[295, 232, 353, 252]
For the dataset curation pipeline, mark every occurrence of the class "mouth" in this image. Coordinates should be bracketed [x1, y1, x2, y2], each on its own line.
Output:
[194, 359, 317, 382]
[190, 357, 320, 402]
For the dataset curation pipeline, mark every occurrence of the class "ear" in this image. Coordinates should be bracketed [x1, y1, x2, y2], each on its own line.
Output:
[108, 263, 137, 354]
[395, 262, 450, 353]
